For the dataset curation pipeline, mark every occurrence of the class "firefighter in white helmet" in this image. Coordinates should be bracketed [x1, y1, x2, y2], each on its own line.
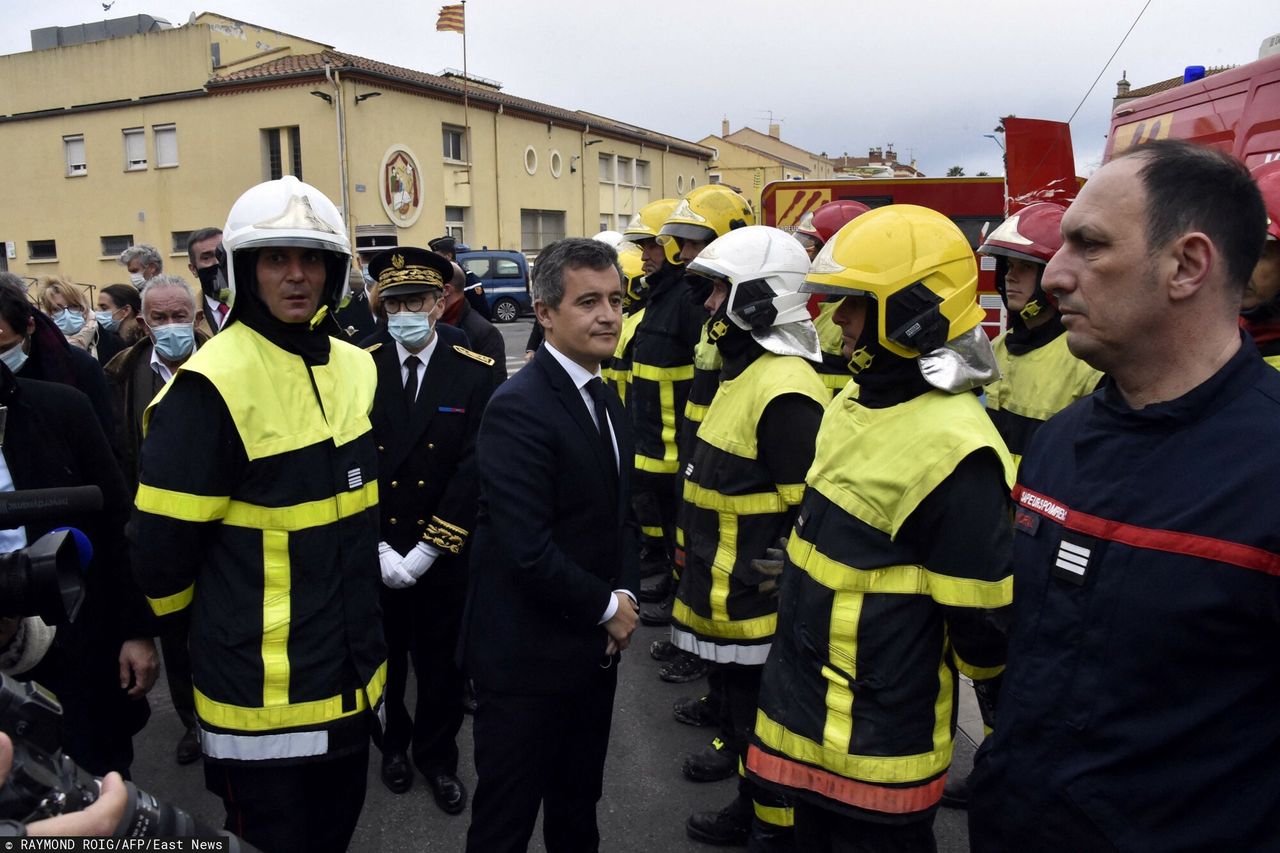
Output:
[132, 176, 385, 853]
[673, 226, 827, 849]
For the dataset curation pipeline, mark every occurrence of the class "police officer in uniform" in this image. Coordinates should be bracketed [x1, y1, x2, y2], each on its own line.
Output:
[132, 176, 386, 853]
[674, 226, 828, 849]
[363, 247, 493, 814]
[747, 205, 1014, 850]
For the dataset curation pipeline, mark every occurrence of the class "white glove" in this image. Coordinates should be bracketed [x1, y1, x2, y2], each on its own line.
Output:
[400, 542, 441, 582]
[379, 542, 417, 589]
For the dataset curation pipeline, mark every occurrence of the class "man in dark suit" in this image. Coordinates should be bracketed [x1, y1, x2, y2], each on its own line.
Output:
[462, 238, 640, 853]
[440, 261, 508, 390]
[363, 247, 494, 815]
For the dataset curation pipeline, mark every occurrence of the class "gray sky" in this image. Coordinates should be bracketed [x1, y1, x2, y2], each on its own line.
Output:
[3, 1, 1272, 177]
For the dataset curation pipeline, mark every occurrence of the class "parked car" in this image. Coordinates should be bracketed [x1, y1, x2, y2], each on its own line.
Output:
[457, 249, 531, 323]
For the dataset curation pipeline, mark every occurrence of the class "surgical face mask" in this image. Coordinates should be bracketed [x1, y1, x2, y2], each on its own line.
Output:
[129, 272, 146, 288]
[53, 309, 85, 336]
[95, 309, 120, 332]
[152, 322, 195, 362]
[387, 311, 435, 350]
[0, 340, 28, 374]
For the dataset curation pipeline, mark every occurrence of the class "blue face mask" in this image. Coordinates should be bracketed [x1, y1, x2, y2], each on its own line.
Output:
[387, 311, 435, 350]
[53, 308, 85, 336]
[95, 309, 120, 332]
[152, 322, 196, 362]
[0, 341, 28, 374]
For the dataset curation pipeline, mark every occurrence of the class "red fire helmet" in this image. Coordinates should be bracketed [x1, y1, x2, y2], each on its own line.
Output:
[796, 200, 873, 245]
[978, 202, 1067, 265]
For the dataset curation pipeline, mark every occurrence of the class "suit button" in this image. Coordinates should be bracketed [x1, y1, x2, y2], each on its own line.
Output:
[389, 517, 397, 525]
[417, 480, 425, 488]
[378, 445, 385, 452]
[390, 481, 398, 489]
[427, 443, 435, 450]
[417, 519, 426, 526]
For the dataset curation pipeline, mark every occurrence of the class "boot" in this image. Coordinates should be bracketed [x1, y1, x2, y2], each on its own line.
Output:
[673, 694, 717, 727]
[660, 650, 709, 683]
[687, 796, 751, 846]
[683, 737, 738, 783]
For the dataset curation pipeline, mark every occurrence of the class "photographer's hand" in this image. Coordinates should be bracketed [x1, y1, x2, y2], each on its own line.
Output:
[0, 733, 127, 836]
[118, 637, 159, 698]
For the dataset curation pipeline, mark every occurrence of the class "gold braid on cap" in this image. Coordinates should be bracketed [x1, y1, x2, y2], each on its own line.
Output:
[376, 265, 445, 292]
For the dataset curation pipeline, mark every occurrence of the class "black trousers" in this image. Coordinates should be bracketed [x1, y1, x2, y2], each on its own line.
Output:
[632, 470, 679, 571]
[204, 743, 369, 853]
[466, 665, 618, 853]
[159, 618, 196, 730]
[379, 580, 466, 774]
[793, 801, 936, 853]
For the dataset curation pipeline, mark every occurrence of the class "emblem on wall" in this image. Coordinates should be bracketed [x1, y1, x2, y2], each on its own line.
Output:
[379, 146, 424, 227]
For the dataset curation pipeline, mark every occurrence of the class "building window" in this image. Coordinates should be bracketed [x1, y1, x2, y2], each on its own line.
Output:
[442, 125, 466, 162]
[709, 173, 722, 184]
[123, 127, 147, 171]
[599, 218, 610, 232]
[521, 209, 565, 253]
[445, 206, 466, 242]
[676, 175, 684, 193]
[598, 154, 614, 183]
[171, 230, 193, 254]
[617, 157, 633, 186]
[100, 235, 133, 257]
[689, 176, 697, 189]
[64, 135, 87, 177]
[261, 127, 302, 181]
[289, 126, 303, 181]
[635, 160, 650, 188]
[154, 124, 178, 168]
[524, 146, 538, 175]
[28, 240, 57, 261]
[550, 150, 563, 178]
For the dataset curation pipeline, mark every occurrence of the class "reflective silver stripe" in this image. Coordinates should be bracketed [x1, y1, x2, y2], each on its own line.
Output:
[199, 727, 329, 760]
[670, 628, 771, 666]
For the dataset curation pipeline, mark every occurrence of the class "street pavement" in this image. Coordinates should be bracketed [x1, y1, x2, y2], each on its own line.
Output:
[127, 320, 978, 851]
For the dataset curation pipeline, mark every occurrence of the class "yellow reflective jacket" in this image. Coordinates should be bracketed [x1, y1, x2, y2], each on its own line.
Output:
[133, 322, 386, 762]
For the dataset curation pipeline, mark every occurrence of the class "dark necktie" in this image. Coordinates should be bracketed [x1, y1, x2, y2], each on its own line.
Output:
[403, 354, 421, 406]
[585, 378, 616, 476]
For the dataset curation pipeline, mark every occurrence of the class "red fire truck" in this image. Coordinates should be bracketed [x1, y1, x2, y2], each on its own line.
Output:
[1104, 36, 1280, 167]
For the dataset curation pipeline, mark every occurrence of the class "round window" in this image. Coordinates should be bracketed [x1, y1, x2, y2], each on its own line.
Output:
[524, 146, 538, 175]
[689, 176, 697, 188]
[676, 175, 685, 193]
[550, 150, 563, 178]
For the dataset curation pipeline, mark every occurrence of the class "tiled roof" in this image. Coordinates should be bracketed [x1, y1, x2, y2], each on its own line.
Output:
[724, 127, 831, 165]
[210, 49, 713, 158]
[1118, 65, 1234, 100]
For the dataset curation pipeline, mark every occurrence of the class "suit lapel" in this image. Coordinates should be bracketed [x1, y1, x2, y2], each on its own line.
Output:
[408, 340, 457, 440]
[373, 344, 414, 472]
[535, 348, 617, 492]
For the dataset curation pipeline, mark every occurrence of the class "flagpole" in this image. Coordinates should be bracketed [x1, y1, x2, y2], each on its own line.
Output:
[461, 0, 470, 176]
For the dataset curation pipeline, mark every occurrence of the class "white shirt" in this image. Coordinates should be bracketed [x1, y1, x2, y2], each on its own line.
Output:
[205, 295, 227, 330]
[149, 344, 176, 384]
[0, 452, 27, 554]
[395, 333, 439, 402]
[542, 342, 633, 623]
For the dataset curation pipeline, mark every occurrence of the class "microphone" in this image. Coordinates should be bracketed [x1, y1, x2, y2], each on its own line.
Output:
[0, 486, 103, 528]
[51, 526, 94, 571]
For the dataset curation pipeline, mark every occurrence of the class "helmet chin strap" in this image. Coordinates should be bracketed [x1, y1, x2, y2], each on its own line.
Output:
[309, 304, 330, 331]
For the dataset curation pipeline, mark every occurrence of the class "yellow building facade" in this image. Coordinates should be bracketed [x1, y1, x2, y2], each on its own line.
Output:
[0, 13, 712, 289]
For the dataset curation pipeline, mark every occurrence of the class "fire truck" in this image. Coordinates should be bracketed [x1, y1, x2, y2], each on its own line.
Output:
[1104, 33, 1280, 167]
[760, 117, 1080, 336]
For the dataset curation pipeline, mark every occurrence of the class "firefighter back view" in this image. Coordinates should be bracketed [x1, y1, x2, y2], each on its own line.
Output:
[672, 225, 828, 849]
[131, 176, 386, 853]
[747, 205, 1015, 850]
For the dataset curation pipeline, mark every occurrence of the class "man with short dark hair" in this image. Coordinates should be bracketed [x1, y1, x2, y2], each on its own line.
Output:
[461, 237, 639, 853]
[970, 140, 1280, 850]
[186, 228, 227, 336]
[429, 235, 491, 316]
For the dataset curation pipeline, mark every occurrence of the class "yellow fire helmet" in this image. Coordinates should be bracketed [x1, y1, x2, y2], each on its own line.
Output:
[622, 198, 682, 265]
[657, 185, 755, 248]
[802, 204, 983, 359]
[618, 241, 645, 299]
